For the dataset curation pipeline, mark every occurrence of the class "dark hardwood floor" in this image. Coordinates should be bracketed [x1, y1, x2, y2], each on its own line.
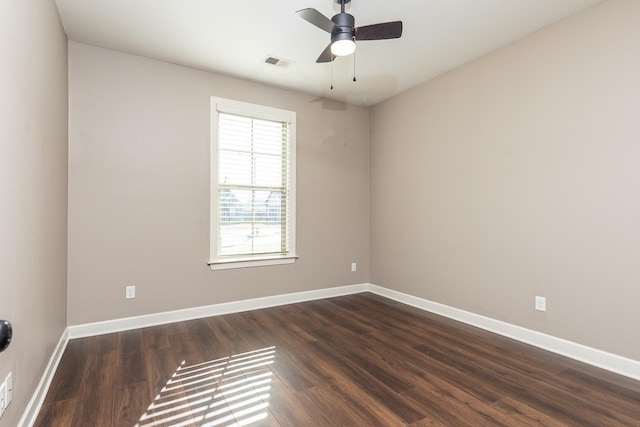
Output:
[35, 293, 640, 426]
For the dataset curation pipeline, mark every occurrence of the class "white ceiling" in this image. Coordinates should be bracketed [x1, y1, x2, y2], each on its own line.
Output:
[55, 0, 602, 106]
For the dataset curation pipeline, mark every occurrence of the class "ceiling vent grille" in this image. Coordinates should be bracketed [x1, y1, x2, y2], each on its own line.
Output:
[264, 55, 292, 68]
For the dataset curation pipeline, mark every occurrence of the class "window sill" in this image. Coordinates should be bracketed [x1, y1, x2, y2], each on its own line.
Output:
[209, 255, 298, 271]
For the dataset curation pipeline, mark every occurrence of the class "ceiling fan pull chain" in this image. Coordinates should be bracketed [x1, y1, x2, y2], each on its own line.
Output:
[331, 60, 334, 90]
[353, 49, 357, 82]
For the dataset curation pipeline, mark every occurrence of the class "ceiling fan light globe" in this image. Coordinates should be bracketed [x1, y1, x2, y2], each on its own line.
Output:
[331, 39, 356, 56]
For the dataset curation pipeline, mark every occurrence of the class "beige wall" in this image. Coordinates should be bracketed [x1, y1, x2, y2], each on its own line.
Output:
[0, 1, 68, 425]
[67, 42, 370, 325]
[371, 0, 640, 361]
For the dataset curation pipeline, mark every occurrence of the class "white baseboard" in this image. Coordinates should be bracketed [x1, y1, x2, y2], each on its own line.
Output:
[68, 283, 369, 339]
[18, 328, 69, 427]
[367, 284, 640, 382]
[60, 281, 639, 386]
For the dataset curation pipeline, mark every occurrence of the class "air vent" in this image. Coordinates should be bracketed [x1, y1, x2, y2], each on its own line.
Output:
[264, 55, 292, 68]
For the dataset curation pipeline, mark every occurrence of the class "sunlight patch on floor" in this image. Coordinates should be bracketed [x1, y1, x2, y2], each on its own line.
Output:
[135, 346, 276, 427]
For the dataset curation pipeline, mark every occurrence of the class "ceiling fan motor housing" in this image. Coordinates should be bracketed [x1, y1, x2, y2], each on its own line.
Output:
[331, 12, 355, 42]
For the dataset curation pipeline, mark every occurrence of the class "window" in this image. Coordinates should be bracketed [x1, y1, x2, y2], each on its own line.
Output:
[209, 97, 296, 270]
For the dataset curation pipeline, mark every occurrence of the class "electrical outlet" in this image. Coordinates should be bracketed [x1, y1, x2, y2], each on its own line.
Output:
[535, 296, 546, 312]
[125, 285, 136, 299]
[351, 262, 357, 272]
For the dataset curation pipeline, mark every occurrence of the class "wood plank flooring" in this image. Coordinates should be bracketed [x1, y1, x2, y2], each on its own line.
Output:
[35, 293, 640, 426]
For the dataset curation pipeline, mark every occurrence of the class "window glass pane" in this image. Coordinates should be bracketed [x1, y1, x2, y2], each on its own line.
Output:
[219, 188, 250, 224]
[218, 189, 285, 256]
[252, 190, 284, 254]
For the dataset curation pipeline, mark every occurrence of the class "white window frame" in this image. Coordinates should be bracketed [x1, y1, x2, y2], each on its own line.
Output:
[209, 97, 297, 270]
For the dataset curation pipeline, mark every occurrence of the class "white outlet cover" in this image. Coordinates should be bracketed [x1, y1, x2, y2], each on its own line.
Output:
[126, 285, 136, 299]
[535, 296, 546, 312]
[351, 262, 357, 272]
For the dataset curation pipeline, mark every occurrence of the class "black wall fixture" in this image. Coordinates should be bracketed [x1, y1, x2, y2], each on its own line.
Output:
[0, 320, 12, 352]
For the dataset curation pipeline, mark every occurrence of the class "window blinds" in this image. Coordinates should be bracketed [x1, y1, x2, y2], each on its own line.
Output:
[216, 112, 291, 258]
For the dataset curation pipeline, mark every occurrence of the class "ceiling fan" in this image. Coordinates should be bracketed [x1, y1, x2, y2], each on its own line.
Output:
[297, 0, 403, 63]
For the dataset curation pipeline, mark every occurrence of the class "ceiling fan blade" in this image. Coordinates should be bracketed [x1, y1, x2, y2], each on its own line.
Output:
[316, 43, 335, 63]
[297, 8, 337, 33]
[355, 21, 403, 40]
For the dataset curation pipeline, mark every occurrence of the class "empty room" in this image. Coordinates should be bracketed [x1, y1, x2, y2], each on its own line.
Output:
[2, 0, 640, 425]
